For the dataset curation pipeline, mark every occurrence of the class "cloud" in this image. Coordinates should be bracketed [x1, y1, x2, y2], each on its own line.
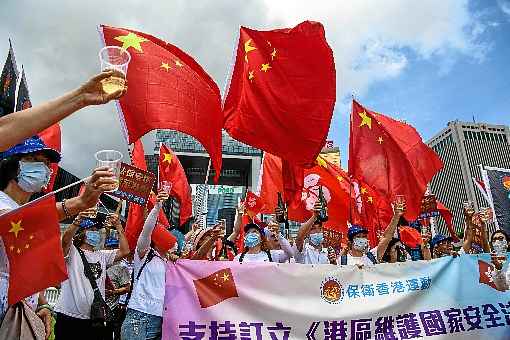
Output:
[0, 0, 489, 177]
[498, 0, 510, 16]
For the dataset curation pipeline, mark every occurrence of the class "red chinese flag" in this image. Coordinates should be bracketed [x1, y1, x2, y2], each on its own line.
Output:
[437, 201, 459, 242]
[244, 191, 264, 218]
[478, 260, 500, 291]
[0, 195, 67, 304]
[223, 21, 336, 167]
[100, 25, 222, 182]
[39, 124, 61, 193]
[159, 144, 192, 226]
[193, 268, 238, 308]
[349, 100, 443, 220]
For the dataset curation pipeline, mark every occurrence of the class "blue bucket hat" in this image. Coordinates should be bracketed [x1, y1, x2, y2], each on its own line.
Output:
[244, 222, 264, 236]
[0, 136, 60, 163]
[430, 234, 452, 250]
[348, 225, 368, 241]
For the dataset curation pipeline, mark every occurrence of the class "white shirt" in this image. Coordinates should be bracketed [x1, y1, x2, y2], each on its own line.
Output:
[55, 245, 117, 319]
[294, 243, 330, 265]
[128, 248, 166, 317]
[339, 248, 378, 266]
[233, 249, 288, 263]
[0, 191, 40, 320]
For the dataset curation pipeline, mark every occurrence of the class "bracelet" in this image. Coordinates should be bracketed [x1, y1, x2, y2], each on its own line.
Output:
[62, 199, 72, 220]
[36, 303, 53, 313]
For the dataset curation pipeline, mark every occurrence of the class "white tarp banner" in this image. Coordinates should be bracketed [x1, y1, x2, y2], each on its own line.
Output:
[163, 254, 510, 339]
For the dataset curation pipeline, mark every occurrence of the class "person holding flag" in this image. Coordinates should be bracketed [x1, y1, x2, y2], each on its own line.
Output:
[0, 135, 116, 336]
[121, 190, 177, 340]
[294, 202, 332, 265]
[338, 199, 406, 267]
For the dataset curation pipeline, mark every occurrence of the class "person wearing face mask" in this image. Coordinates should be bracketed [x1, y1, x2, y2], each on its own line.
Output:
[490, 230, 510, 291]
[121, 190, 178, 340]
[233, 223, 290, 263]
[0, 136, 115, 337]
[339, 199, 406, 267]
[54, 210, 129, 340]
[294, 202, 331, 264]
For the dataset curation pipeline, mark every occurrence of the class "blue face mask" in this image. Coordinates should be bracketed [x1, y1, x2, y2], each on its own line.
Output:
[244, 233, 261, 248]
[17, 161, 51, 193]
[85, 230, 101, 248]
[309, 232, 324, 246]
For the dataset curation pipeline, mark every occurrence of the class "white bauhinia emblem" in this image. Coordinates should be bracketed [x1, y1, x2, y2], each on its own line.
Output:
[246, 196, 257, 209]
[302, 174, 331, 210]
[485, 267, 495, 283]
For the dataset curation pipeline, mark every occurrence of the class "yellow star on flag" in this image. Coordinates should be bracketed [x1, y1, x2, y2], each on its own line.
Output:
[222, 272, 230, 282]
[337, 176, 344, 182]
[9, 245, 14, 252]
[16, 248, 21, 254]
[248, 70, 255, 81]
[244, 39, 257, 53]
[175, 60, 184, 67]
[316, 156, 327, 168]
[271, 48, 277, 60]
[377, 136, 384, 144]
[358, 111, 372, 129]
[360, 187, 368, 195]
[261, 63, 272, 72]
[163, 153, 173, 164]
[367, 196, 374, 203]
[114, 32, 148, 52]
[160, 62, 171, 72]
[9, 220, 24, 238]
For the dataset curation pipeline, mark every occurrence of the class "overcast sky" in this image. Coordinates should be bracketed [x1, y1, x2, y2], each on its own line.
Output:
[1, 0, 509, 178]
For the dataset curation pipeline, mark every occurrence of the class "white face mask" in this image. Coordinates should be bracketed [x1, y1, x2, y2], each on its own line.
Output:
[17, 161, 51, 193]
[493, 239, 508, 256]
[353, 238, 369, 252]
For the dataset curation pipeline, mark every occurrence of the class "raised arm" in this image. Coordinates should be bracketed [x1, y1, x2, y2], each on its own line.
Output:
[295, 202, 321, 252]
[228, 201, 246, 243]
[61, 215, 83, 257]
[107, 213, 130, 262]
[0, 71, 125, 151]
[377, 201, 405, 261]
[462, 208, 476, 253]
[136, 202, 162, 259]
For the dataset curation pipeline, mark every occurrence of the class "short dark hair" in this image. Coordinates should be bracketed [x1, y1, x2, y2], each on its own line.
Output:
[491, 229, 510, 252]
[0, 156, 20, 190]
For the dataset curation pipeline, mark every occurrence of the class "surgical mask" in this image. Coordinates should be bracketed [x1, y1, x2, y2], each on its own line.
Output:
[17, 161, 51, 193]
[309, 233, 324, 246]
[493, 240, 508, 256]
[85, 230, 101, 248]
[353, 238, 369, 252]
[244, 233, 261, 248]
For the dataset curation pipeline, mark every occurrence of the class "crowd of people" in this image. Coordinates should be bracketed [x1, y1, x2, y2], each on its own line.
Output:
[0, 71, 508, 340]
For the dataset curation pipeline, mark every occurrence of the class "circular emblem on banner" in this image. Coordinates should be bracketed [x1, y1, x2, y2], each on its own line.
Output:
[321, 277, 344, 304]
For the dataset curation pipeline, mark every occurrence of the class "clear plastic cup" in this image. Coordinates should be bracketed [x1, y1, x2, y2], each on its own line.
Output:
[94, 150, 123, 192]
[99, 46, 130, 94]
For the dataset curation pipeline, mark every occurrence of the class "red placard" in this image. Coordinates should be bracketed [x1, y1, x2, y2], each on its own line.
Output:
[111, 163, 155, 206]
